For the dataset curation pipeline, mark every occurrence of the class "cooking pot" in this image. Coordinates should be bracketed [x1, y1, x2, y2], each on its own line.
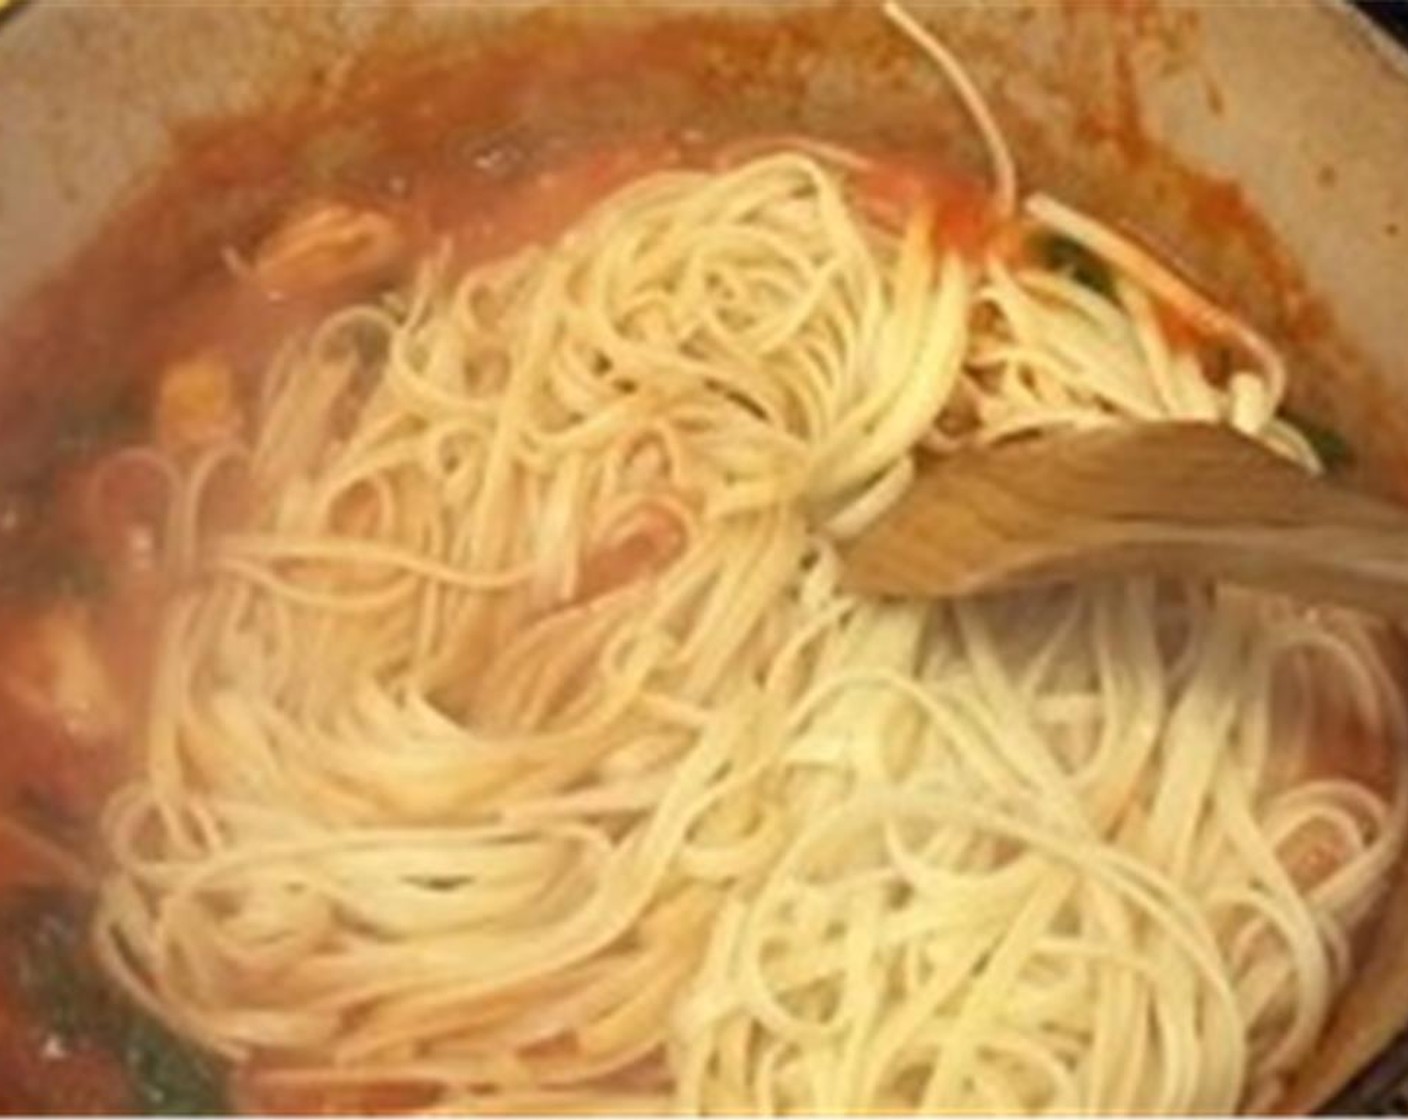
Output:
[1, 0, 1407, 1111]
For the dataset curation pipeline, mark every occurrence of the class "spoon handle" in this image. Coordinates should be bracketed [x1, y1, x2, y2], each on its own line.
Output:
[841, 422, 1408, 617]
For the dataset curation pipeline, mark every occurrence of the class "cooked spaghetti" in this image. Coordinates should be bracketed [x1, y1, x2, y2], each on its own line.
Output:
[73, 3, 1406, 1114]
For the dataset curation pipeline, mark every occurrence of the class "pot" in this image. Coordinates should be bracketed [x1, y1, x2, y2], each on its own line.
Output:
[1, 1, 1406, 1111]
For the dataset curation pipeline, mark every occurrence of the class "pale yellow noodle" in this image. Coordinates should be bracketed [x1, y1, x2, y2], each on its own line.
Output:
[88, 12, 1405, 1117]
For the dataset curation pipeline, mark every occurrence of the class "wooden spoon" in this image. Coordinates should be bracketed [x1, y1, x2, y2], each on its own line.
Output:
[840, 421, 1408, 615]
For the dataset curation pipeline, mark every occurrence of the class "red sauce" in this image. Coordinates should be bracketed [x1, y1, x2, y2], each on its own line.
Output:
[0, 996, 132, 1116]
[234, 1071, 440, 1116]
[394, 138, 687, 269]
[1151, 298, 1204, 357]
[0, 679, 118, 834]
[854, 155, 995, 257]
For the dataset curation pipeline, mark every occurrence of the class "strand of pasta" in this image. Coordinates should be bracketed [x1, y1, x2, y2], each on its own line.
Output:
[89, 136, 1404, 1116]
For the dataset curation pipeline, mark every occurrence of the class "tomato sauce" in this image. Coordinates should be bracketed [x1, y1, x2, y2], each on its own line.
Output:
[854, 154, 995, 257]
[0, 1000, 132, 1117]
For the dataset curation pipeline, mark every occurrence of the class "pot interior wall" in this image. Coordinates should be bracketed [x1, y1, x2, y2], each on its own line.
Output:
[2, 0, 1408, 1110]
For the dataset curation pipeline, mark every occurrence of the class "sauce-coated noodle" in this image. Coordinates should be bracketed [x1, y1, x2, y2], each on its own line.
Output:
[92, 11, 1404, 1115]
